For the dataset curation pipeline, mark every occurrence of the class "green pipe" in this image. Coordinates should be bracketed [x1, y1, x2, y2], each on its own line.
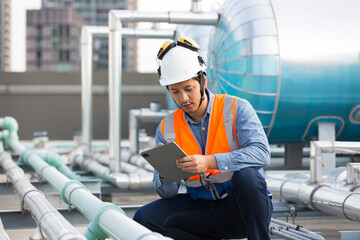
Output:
[0, 117, 19, 149]
[11, 139, 171, 239]
[83, 229, 97, 240]
[0, 116, 18, 131]
[20, 150, 82, 180]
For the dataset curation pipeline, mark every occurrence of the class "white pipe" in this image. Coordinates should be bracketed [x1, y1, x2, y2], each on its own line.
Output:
[81, 26, 173, 161]
[93, 151, 154, 172]
[71, 148, 153, 189]
[129, 108, 171, 154]
[81, 26, 108, 157]
[0, 151, 86, 240]
[108, 10, 219, 173]
[0, 84, 164, 95]
[0, 218, 9, 240]
[310, 141, 360, 183]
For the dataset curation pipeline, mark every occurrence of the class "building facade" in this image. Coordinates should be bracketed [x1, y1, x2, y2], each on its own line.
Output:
[26, 8, 85, 71]
[40, 0, 137, 71]
[0, 0, 12, 71]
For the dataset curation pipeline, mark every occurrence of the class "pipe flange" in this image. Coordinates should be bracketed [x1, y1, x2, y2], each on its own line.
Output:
[21, 189, 45, 211]
[39, 165, 55, 182]
[60, 180, 87, 205]
[309, 184, 328, 211]
[279, 179, 290, 202]
[342, 192, 360, 221]
[87, 202, 126, 239]
[67, 186, 89, 210]
[19, 150, 36, 165]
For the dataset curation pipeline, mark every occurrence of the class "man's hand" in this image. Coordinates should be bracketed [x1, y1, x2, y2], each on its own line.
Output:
[176, 155, 218, 174]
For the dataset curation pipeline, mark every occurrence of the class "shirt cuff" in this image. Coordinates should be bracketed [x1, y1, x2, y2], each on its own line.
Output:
[214, 153, 232, 172]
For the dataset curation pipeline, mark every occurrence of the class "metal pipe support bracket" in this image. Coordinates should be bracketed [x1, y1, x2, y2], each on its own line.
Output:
[308, 183, 329, 211]
[60, 180, 87, 205]
[342, 192, 360, 221]
[21, 189, 45, 211]
[86, 202, 126, 240]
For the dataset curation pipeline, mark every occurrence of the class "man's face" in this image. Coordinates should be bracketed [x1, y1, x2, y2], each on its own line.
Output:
[168, 78, 202, 114]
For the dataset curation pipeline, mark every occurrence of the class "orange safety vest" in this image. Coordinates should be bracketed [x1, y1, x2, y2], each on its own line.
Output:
[161, 94, 240, 189]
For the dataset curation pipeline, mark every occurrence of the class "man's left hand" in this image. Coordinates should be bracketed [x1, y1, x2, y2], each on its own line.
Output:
[176, 155, 218, 173]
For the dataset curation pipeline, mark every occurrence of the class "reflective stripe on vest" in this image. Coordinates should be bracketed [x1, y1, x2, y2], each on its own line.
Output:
[160, 94, 240, 187]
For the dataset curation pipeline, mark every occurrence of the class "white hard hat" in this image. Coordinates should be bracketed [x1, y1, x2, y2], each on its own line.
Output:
[157, 37, 207, 86]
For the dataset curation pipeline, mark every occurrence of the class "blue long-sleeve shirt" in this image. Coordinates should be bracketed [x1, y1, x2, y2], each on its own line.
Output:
[153, 89, 270, 199]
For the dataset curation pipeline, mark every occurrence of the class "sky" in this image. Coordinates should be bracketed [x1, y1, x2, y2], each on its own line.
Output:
[11, 0, 224, 72]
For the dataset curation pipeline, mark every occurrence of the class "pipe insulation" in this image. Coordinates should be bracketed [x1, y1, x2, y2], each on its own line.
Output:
[0, 150, 86, 240]
[310, 141, 360, 183]
[267, 176, 360, 221]
[8, 140, 170, 240]
[93, 151, 154, 172]
[70, 148, 153, 189]
[108, 10, 219, 173]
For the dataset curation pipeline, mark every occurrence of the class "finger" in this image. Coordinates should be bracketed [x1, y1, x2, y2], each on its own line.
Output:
[157, 142, 164, 147]
[177, 156, 193, 163]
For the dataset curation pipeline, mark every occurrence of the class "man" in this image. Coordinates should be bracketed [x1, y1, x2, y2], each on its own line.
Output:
[134, 36, 272, 240]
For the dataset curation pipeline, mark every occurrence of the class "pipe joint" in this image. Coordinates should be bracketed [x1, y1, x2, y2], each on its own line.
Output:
[109, 11, 122, 31]
[2, 116, 19, 132]
[60, 180, 86, 205]
[0, 130, 19, 150]
[20, 150, 38, 166]
[81, 27, 92, 45]
[342, 192, 360, 221]
[43, 151, 63, 169]
[87, 202, 126, 240]
[0, 117, 20, 149]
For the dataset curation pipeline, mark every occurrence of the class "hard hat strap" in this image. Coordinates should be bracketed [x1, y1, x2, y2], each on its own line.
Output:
[198, 71, 205, 109]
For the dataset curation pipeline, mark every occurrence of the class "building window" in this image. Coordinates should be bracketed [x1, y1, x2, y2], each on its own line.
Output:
[52, 25, 57, 37]
[65, 50, 70, 62]
[36, 25, 42, 38]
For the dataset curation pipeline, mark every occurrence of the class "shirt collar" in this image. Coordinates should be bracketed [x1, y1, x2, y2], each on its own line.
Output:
[184, 89, 214, 124]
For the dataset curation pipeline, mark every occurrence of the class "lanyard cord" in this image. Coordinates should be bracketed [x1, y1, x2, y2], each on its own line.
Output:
[199, 173, 221, 200]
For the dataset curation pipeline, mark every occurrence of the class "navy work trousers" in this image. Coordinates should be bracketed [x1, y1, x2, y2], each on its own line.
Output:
[133, 167, 273, 240]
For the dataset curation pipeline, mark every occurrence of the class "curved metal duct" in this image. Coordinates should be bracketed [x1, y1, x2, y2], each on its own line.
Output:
[198, 0, 360, 143]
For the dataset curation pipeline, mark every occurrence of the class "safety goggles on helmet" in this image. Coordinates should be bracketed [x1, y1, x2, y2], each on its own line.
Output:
[156, 37, 206, 84]
[157, 37, 201, 60]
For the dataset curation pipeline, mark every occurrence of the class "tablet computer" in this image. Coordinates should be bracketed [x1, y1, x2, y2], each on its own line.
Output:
[140, 142, 196, 182]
